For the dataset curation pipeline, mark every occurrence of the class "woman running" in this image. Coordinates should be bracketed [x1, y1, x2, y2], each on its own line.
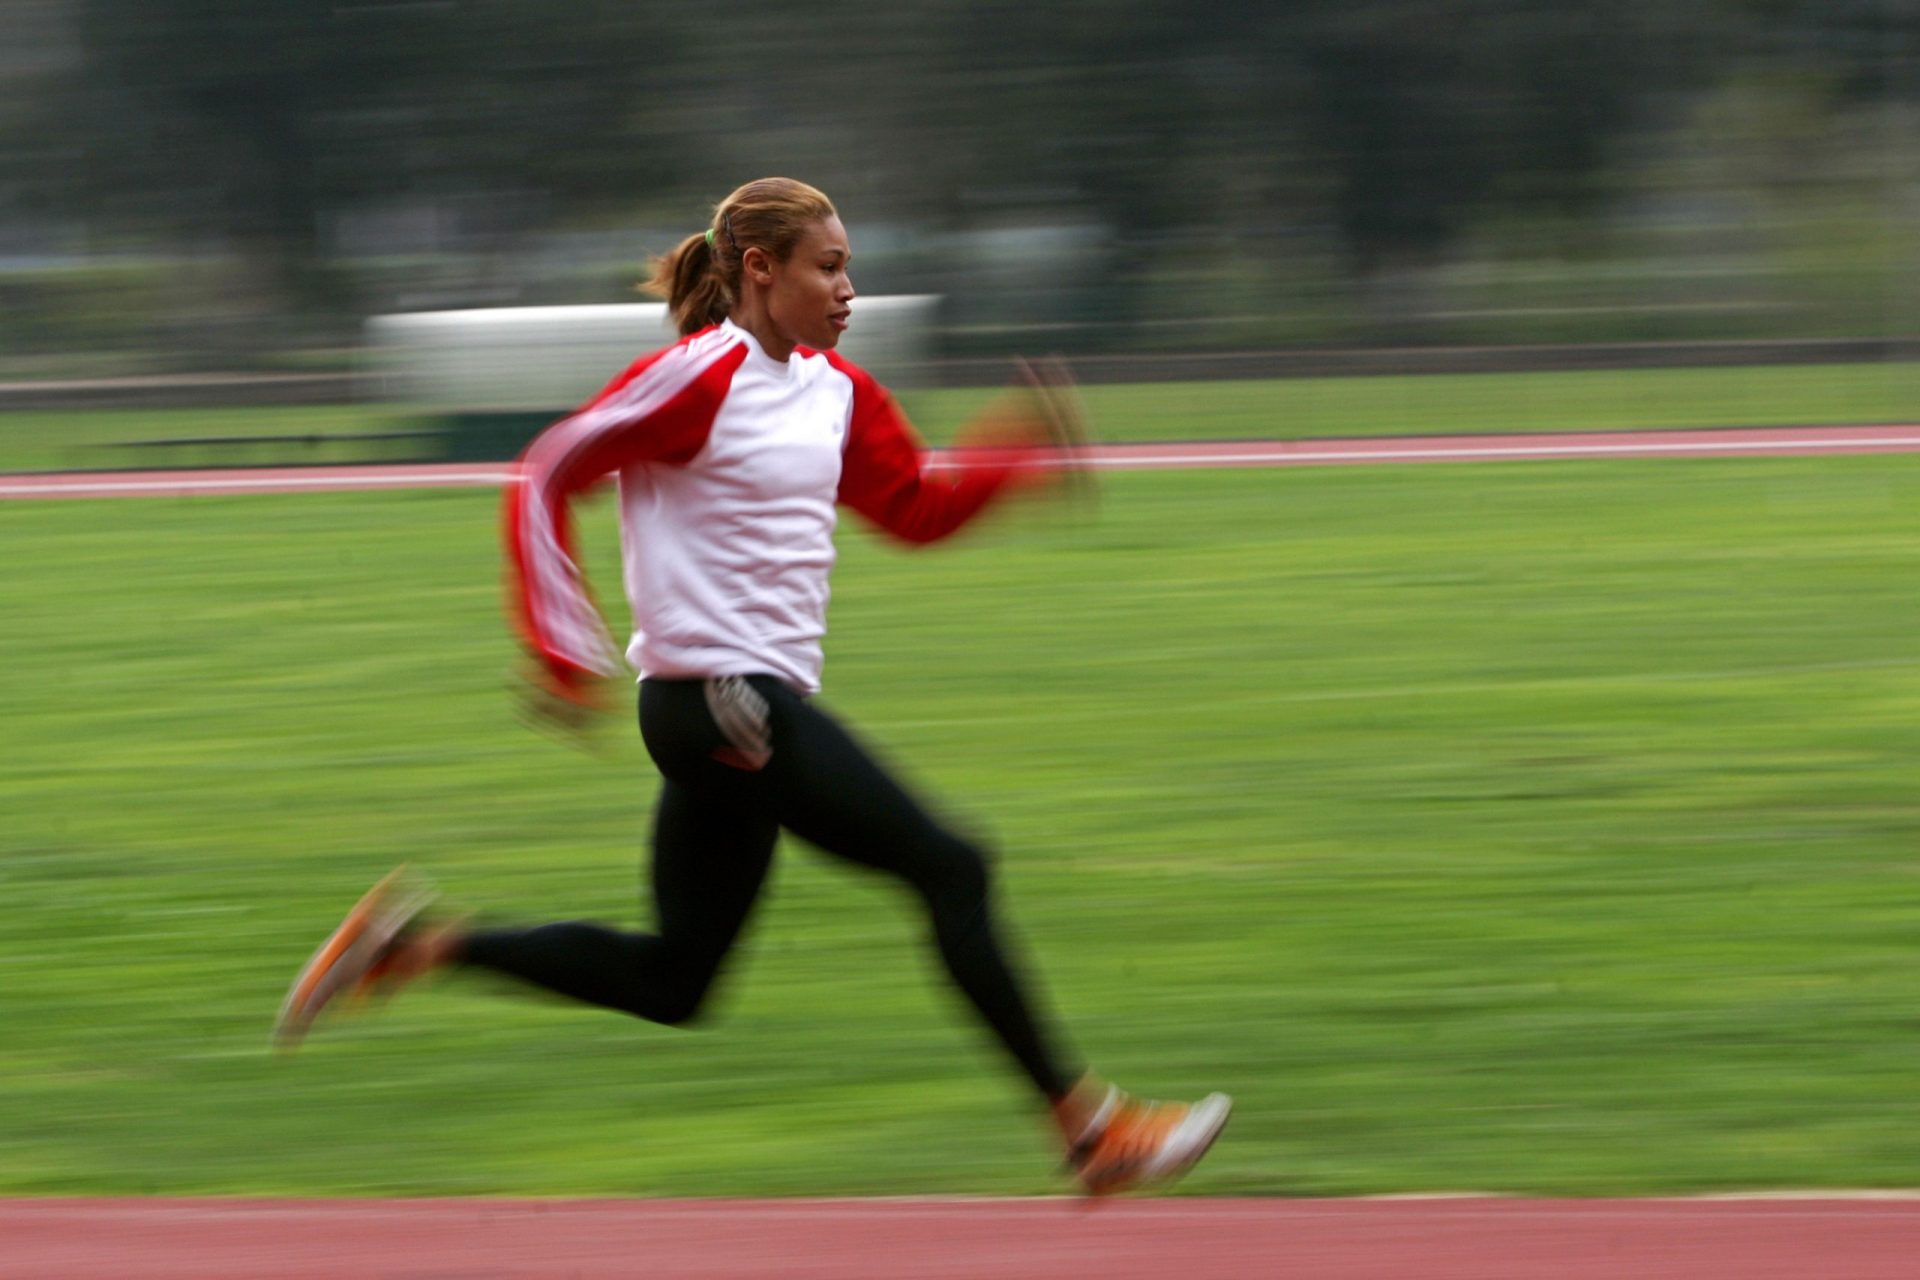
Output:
[277, 177, 1229, 1195]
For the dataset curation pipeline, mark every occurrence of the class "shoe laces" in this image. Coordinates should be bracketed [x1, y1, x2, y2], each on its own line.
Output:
[1070, 1091, 1191, 1193]
[1088, 1100, 1182, 1165]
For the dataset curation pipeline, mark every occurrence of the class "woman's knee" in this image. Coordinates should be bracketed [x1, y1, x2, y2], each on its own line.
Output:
[642, 984, 710, 1027]
[631, 949, 727, 1026]
[916, 829, 994, 913]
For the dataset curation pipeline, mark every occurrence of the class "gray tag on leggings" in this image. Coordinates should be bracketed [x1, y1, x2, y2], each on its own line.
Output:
[704, 676, 773, 770]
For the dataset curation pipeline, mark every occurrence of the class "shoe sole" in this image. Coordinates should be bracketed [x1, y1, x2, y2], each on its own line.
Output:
[1142, 1091, 1232, 1185]
[273, 869, 431, 1053]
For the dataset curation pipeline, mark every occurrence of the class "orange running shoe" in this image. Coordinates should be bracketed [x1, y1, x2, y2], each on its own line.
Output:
[1060, 1080, 1233, 1196]
[273, 867, 436, 1053]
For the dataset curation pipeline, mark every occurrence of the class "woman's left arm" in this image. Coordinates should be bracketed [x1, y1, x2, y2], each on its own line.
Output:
[833, 356, 1068, 544]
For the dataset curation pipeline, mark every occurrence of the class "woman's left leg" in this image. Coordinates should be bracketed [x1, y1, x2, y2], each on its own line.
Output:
[750, 679, 1080, 1102]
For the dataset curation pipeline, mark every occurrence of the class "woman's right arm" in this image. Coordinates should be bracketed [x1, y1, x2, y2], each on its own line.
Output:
[503, 336, 746, 703]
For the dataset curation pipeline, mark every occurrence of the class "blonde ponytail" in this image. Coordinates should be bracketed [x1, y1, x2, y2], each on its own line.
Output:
[645, 232, 731, 335]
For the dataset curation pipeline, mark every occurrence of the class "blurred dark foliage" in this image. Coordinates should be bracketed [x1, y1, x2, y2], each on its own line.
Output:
[0, 0, 1914, 359]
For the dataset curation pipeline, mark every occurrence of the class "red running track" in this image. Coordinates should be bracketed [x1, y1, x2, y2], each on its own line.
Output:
[7, 1196, 1920, 1279]
[4, 424, 1920, 499]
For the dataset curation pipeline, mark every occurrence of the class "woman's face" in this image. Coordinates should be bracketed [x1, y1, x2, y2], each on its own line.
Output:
[764, 216, 855, 351]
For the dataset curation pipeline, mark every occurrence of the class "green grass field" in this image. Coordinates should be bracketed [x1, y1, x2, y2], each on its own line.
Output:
[3, 360, 1917, 472]
[3, 453, 1919, 1197]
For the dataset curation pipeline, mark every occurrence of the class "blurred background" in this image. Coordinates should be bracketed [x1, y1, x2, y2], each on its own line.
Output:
[0, 0, 1915, 392]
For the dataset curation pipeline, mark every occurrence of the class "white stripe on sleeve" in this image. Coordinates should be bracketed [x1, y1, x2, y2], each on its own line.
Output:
[517, 332, 740, 677]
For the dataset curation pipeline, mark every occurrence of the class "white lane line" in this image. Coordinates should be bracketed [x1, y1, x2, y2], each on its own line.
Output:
[1080, 436, 1920, 468]
[6, 431, 1920, 499]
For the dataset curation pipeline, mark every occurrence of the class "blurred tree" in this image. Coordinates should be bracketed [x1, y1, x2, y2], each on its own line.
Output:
[1740, 0, 1920, 98]
[796, 0, 1724, 327]
[50, 0, 683, 316]
[1290, 0, 1715, 273]
[8, 0, 1908, 354]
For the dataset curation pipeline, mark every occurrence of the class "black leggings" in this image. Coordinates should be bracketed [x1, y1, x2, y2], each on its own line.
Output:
[463, 675, 1077, 1101]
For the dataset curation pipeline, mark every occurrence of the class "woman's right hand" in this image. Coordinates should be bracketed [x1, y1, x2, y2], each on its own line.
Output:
[512, 660, 612, 751]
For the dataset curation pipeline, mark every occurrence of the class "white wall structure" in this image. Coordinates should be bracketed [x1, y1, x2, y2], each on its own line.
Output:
[365, 296, 940, 412]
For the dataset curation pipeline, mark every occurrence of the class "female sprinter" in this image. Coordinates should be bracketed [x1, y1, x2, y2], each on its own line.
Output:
[276, 177, 1229, 1195]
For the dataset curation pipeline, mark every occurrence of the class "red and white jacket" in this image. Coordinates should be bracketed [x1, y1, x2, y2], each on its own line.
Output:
[506, 319, 1040, 696]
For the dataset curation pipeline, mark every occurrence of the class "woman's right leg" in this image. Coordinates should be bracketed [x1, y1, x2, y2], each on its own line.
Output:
[459, 681, 779, 1025]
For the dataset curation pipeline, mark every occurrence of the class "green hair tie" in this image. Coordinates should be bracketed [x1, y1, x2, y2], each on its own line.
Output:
[704, 228, 717, 248]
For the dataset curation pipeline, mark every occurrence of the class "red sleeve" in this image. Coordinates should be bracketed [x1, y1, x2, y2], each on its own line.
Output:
[829, 353, 1042, 545]
[503, 332, 746, 693]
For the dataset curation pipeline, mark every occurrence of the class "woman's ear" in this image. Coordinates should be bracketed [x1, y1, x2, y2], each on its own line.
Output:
[741, 245, 775, 287]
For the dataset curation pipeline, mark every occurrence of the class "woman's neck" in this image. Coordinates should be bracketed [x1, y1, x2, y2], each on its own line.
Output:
[729, 299, 793, 363]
